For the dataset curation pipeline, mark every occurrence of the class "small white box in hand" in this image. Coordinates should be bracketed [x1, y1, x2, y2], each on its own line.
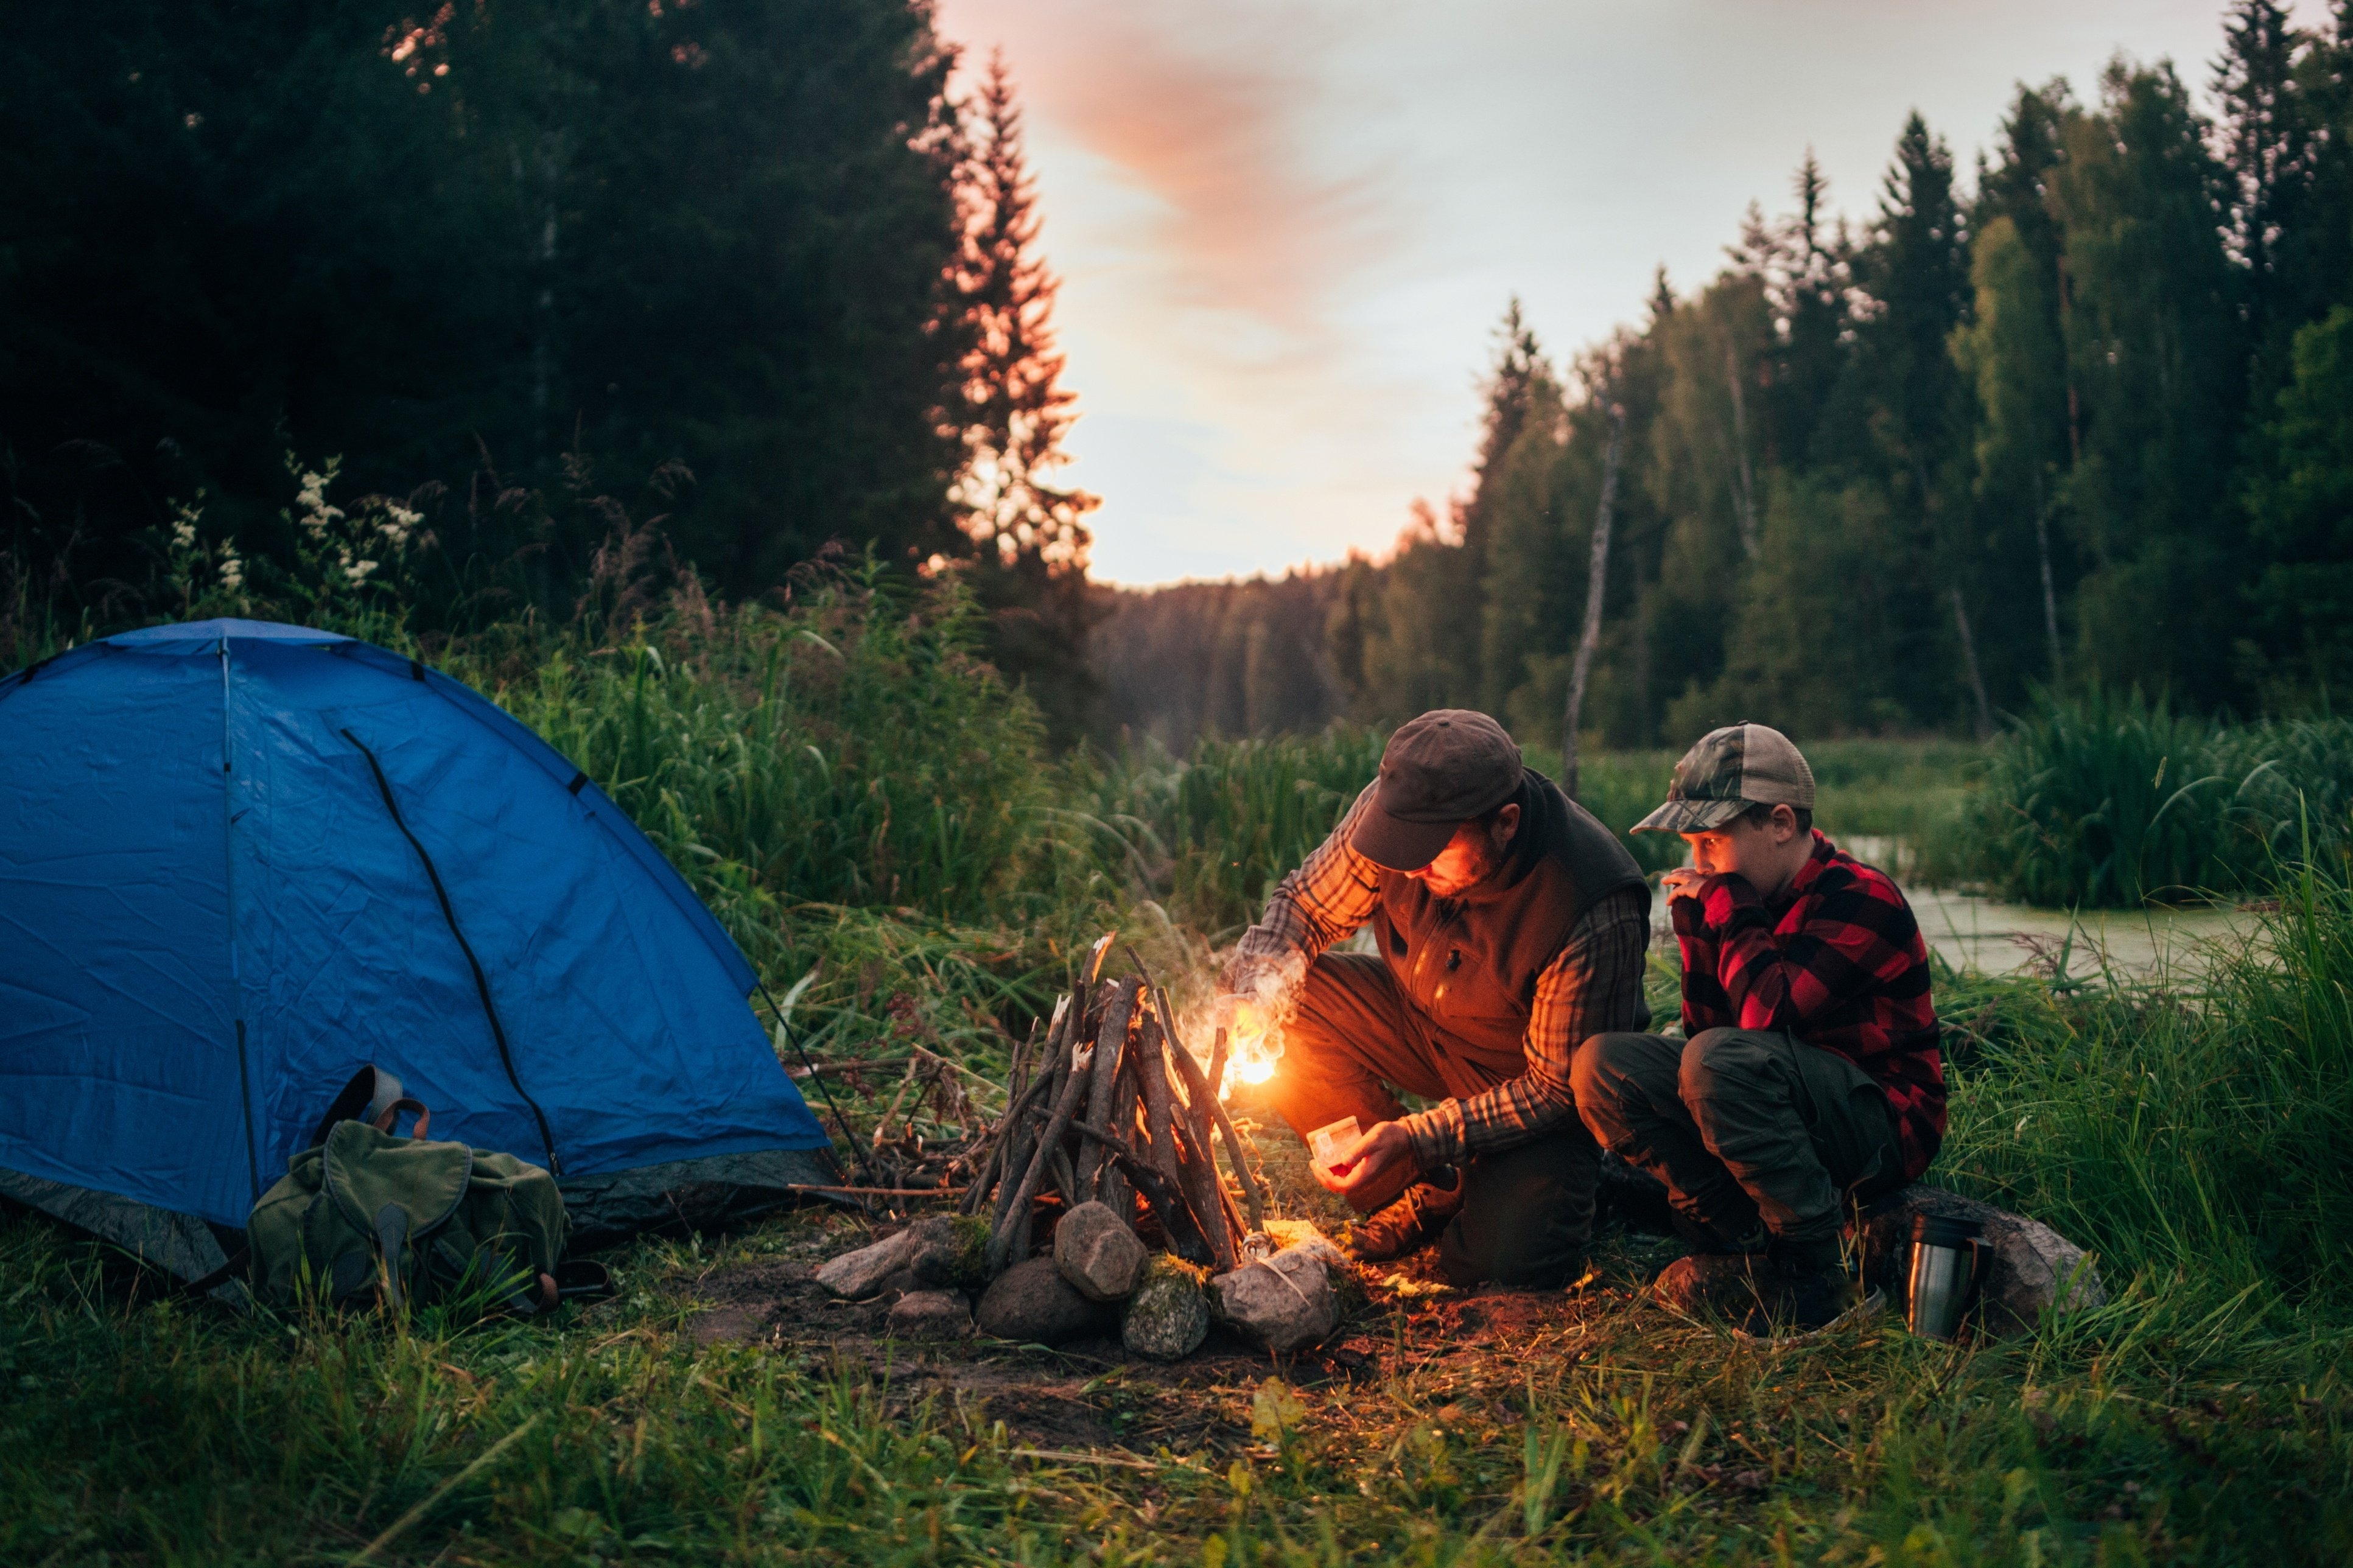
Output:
[1308, 1116, 1361, 1169]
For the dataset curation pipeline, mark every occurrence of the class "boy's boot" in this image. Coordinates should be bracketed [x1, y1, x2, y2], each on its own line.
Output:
[1739, 1234, 1854, 1335]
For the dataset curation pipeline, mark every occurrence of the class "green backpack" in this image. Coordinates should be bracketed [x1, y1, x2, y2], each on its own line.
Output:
[244, 1069, 578, 1316]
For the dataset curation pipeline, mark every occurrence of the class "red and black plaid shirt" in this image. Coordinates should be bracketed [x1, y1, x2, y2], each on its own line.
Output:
[1672, 831, 1944, 1180]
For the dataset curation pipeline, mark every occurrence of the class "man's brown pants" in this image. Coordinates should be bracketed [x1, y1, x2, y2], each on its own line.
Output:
[1569, 1029, 1904, 1247]
[1256, 953, 1599, 1287]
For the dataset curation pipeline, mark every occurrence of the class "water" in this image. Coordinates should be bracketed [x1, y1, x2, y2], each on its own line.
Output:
[1646, 833, 2259, 981]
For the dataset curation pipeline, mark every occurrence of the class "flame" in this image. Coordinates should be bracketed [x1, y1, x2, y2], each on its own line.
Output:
[1218, 996, 1284, 1097]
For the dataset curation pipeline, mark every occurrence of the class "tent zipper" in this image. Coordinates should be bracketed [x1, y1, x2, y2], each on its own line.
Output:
[342, 729, 561, 1175]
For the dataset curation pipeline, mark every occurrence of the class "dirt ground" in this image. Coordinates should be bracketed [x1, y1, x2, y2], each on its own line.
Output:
[673, 1108, 1691, 1460]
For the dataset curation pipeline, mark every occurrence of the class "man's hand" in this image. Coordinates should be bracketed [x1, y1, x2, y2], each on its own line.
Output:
[1311, 1119, 1415, 1202]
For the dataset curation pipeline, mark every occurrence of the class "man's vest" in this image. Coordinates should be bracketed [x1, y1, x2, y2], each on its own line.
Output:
[1371, 768, 1647, 1055]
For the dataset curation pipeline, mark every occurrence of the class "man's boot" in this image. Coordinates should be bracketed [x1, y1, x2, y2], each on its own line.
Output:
[1344, 1170, 1464, 1263]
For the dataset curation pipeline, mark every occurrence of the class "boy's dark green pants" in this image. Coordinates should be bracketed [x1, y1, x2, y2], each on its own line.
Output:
[1569, 1028, 1905, 1245]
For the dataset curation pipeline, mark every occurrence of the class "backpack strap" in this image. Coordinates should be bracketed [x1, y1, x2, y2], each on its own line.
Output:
[307, 1065, 412, 1149]
[370, 1098, 432, 1139]
[178, 1245, 251, 1298]
[373, 1203, 413, 1315]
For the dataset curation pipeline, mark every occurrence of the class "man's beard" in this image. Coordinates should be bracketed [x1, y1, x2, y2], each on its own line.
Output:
[1420, 839, 1500, 898]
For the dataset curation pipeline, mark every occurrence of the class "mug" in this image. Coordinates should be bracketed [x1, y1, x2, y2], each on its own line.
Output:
[1906, 1213, 1985, 1340]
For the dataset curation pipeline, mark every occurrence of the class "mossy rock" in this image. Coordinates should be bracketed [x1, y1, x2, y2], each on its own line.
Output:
[1121, 1255, 1210, 1361]
[908, 1214, 992, 1292]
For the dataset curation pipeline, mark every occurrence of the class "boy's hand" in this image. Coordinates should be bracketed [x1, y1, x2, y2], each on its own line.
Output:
[1659, 867, 1705, 901]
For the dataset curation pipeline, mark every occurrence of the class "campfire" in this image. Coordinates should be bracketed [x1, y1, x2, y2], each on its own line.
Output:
[953, 934, 1266, 1275]
[815, 934, 1342, 1359]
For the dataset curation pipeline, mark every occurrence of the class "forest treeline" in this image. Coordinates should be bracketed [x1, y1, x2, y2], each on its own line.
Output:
[2, 1, 1097, 732]
[1098, 2, 2353, 752]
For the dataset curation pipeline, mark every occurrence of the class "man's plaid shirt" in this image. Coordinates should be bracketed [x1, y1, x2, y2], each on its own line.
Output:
[1232, 788, 1653, 1169]
[1672, 830, 1946, 1180]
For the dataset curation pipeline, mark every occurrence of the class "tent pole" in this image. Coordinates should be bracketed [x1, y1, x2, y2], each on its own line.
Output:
[755, 978, 877, 1188]
[220, 641, 261, 1202]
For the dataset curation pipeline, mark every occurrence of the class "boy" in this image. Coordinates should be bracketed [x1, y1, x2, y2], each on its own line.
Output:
[1569, 722, 1943, 1332]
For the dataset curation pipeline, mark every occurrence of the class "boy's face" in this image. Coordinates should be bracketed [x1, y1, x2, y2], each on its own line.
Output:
[1680, 814, 1778, 881]
[1677, 802, 1808, 897]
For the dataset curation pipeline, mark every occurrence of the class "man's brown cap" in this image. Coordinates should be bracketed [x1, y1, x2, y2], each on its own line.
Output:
[1349, 709, 1524, 871]
[1632, 721, 1815, 834]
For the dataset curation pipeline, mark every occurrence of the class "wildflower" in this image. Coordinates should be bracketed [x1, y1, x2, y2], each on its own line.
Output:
[345, 558, 379, 584]
[172, 519, 197, 549]
[297, 471, 345, 535]
[380, 503, 423, 548]
[220, 548, 244, 591]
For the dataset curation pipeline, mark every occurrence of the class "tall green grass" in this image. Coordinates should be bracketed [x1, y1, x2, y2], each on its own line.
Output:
[1938, 856, 2353, 1332]
[1957, 686, 2353, 905]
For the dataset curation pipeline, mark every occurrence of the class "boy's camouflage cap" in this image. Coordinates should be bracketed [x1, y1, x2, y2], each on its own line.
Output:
[1632, 721, 1815, 834]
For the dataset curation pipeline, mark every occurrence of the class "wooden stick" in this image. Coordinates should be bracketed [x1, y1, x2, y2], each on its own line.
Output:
[1098, 1024, 1138, 1219]
[1068, 1118, 1215, 1269]
[1138, 1010, 1177, 1187]
[1079, 979, 1139, 1197]
[1205, 1026, 1229, 1102]
[989, 1041, 1095, 1275]
[784, 1184, 969, 1199]
[871, 1055, 926, 1149]
[1163, 1003, 1268, 1234]
[1170, 1115, 1236, 1272]
[989, 1001, 1071, 1243]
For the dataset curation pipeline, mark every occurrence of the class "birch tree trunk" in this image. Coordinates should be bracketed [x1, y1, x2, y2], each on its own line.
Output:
[1724, 344, 1760, 559]
[1563, 402, 1626, 800]
[2033, 466, 2064, 684]
[1950, 586, 1994, 740]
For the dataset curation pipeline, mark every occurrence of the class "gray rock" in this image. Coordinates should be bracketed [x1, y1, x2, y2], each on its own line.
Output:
[1212, 1244, 1339, 1354]
[1121, 1255, 1210, 1361]
[815, 1228, 917, 1300]
[886, 1289, 973, 1340]
[975, 1256, 1107, 1344]
[906, 1214, 992, 1292]
[1053, 1201, 1149, 1302]
[1858, 1185, 2106, 1335]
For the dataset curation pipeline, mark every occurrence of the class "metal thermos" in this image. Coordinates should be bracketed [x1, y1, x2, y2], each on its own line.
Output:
[1905, 1213, 1985, 1340]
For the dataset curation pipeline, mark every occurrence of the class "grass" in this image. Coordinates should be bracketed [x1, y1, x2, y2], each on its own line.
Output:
[9, 506, 2353, 1563]
[1955, 687, 2353, 906]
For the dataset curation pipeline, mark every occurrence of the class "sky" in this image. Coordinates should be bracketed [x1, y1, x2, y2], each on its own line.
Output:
[929, 1, 2327, 587]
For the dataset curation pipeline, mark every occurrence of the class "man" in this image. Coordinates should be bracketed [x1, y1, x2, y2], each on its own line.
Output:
[1218, 709, 1651, 1286]
[1569, 722, 1943, 1333]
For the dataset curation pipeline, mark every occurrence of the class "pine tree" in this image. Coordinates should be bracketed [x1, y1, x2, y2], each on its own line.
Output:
[949, 51, 1100, 741]
[1854, 112, 1983, 729]
[1962, 82, 2080, 691]
[1456, 299, 1549, 577]
[2051, 60, 2243, 701]
[2214, 0, 2319, 401]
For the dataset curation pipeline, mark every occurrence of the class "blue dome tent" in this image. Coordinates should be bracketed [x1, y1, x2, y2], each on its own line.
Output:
[0, 619, 834, 1283]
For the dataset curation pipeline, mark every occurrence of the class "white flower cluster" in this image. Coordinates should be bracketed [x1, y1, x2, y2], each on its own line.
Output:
[379, 503, 423, 548]
[296, 470, 345, 538]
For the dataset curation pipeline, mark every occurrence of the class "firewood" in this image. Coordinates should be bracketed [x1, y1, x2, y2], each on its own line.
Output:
[989, 1001, 1072, 1243]
[1079, 979, 1140, 1197]
[1138, 1010, 1177, 1186]
[1159, 992, 1268, 1234]
[1068, 1117, 1215, 1269]
[1169, 1115, 1236, 1272]
[989, 1040, 1095, 1276]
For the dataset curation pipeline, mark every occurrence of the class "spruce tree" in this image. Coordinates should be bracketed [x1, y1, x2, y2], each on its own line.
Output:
[2214, 0, 2319, 402]
[949, 51, 1100, 741]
